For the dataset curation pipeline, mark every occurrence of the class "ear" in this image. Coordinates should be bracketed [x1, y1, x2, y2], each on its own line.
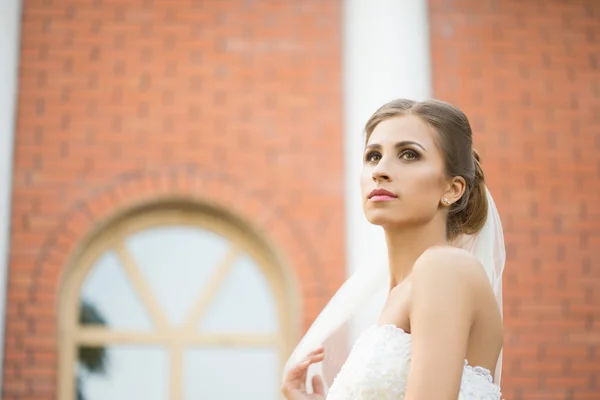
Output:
[441, 176, 466, 207]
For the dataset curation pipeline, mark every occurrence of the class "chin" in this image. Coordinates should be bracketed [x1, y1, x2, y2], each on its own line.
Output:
[364, 208, 401, 227]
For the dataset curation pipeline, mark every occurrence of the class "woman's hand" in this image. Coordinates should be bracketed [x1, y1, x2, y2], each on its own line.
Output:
[281, 347, 326, 400]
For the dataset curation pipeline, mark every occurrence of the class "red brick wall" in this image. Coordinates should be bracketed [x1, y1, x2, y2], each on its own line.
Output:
[4, 1, 344, 398]
[430, 0, 600, 398]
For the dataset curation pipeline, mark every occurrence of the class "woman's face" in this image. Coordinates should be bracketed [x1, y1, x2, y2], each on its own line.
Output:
[361, 115, 454, 228]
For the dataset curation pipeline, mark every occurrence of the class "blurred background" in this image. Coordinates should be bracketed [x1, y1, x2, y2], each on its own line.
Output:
[0, 0, 598, 399]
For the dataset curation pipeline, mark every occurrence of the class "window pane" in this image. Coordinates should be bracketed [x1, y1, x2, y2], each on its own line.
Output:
[77, 345, 168, 400]
[183, 347, 279, 400]
[80, 251, 152, 331]
[125, 226, 231, 326]
[199, 254, 278, 333]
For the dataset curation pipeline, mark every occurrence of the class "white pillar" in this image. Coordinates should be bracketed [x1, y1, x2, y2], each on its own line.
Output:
[0, 0, 22, 390]
[342, 0, 432, 341]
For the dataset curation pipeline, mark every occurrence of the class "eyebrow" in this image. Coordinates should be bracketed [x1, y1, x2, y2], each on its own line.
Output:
[365, 141, 427, 152]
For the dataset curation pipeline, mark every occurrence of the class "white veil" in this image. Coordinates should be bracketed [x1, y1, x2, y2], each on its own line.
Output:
[283, 187, 505, 391]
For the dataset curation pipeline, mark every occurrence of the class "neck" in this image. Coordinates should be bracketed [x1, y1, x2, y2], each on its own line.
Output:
[385, 217, 448, 290]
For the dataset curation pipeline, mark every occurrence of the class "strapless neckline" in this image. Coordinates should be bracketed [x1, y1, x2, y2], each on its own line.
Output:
[373, 323, 497, 383]
[326, 323, 502, 399]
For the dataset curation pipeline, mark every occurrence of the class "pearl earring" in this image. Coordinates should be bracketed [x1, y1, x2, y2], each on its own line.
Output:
[442, 198, 450, 205]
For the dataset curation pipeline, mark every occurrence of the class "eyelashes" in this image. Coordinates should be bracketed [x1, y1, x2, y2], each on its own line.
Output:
[364, 149, 421, 163]
[400, 149, 419, 161]
[365, 151, 382, 163]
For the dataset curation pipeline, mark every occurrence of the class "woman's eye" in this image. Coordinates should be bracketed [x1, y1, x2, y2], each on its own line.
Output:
[400, 150, 419, 161]
[365, 152, 382, 162]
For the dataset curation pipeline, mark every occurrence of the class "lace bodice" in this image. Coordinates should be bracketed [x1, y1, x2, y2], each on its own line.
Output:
[326, 324, 501, 399]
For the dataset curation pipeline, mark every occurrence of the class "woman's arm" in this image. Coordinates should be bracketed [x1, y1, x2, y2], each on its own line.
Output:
[394, 248, 488, 400]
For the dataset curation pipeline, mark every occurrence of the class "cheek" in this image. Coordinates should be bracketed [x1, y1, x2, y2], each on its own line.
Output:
[405, 167, 445, 203]
[360, 166, 372, 196]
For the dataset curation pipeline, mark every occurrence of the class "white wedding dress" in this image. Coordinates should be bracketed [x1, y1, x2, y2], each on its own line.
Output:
[326, 324, 502, 400]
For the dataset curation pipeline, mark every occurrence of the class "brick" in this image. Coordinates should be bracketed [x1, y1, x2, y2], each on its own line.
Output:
[5, 1, 344, 397]
[430, 0, 600, 397]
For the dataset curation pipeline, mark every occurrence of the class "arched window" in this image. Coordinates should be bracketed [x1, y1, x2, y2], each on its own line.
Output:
[59, 204, 297, 400]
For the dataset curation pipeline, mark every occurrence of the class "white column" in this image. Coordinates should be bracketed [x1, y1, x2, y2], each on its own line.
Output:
[0, 0, 23, 389]
[342, 0, 432, 341]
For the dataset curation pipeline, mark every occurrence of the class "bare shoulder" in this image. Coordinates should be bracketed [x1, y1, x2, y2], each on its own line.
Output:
[398, 246, 495, 318]
[411, 246, 489, 289]
[382, 246, 497, 328]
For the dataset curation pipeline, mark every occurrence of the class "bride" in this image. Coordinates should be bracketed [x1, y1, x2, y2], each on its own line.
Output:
[281, 99, 505, 399]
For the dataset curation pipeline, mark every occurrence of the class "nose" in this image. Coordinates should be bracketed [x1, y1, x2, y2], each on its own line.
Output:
[372, 163, 392, 182]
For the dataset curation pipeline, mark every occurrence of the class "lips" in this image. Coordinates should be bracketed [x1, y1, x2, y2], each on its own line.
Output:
[368, 188, 398, 200]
